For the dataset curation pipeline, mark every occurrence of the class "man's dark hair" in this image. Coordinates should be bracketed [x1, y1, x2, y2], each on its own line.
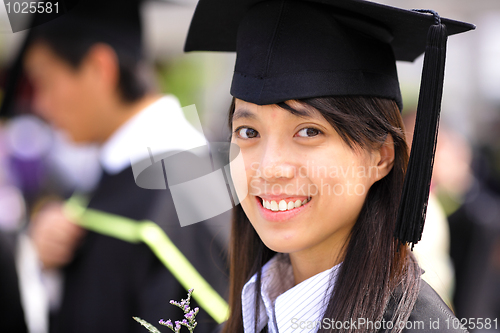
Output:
[30, 23, 150, 103]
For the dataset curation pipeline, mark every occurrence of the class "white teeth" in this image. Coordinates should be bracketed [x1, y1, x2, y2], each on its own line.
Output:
[261, 197, 311, 212]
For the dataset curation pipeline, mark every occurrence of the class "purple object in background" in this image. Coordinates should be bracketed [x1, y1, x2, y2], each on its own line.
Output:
[8, 156, 45, 198]
[4, 115, 52, 199]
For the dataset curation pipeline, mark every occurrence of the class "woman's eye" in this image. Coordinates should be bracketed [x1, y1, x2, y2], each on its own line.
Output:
[236, 127, 259, 139]
[296, 127, 321, 137]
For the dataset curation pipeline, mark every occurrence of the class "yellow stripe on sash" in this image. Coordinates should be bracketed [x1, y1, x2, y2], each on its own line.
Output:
[64, 196, 229, 324]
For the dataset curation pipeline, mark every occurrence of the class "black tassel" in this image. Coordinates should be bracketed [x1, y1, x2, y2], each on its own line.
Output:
[395, 10, 448, 249]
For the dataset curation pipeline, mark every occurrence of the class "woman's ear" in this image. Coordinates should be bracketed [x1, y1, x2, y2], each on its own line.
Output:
[373, 133, 395, 181]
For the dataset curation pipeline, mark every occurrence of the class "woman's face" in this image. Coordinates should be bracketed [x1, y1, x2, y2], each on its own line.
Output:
[231, 99, 389, 259]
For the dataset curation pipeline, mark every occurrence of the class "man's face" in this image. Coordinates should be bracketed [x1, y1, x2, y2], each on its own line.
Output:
[24, 42, 103, 143]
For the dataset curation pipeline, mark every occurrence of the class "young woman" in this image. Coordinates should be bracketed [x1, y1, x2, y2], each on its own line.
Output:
[185, 0, 475, 332]
[228, 96, 418, 333]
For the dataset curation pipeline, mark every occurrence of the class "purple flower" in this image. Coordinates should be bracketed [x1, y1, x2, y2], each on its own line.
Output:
[138, 289, 198, 333]
[159, 319, 174, 329]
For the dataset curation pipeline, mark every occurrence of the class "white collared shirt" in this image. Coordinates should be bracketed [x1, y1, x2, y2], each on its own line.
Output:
[99, 95, 207, 175]
[242, 253, 341, 333]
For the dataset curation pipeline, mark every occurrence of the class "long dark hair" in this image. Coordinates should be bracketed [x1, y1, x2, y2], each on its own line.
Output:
[223, 96, 421, 333]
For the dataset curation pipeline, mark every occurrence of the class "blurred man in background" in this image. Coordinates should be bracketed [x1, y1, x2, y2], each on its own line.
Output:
[0, 231, 28, 333]
[1, 0, 228, 332]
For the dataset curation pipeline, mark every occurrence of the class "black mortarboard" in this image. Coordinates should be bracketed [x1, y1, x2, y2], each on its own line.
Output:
[0, 0, 143, 118]
[184, 0, 475, 247]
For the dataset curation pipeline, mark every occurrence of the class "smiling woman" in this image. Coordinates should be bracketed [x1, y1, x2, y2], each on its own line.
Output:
[230, 97, 400, 267]
[227, 96, 412, 333]
[184, 0, 475, 332]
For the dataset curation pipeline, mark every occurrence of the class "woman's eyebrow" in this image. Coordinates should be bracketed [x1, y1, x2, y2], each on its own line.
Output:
[232, 108, 257, 122]
[288, 107, 317, 119]
[278, 103, 320, 120]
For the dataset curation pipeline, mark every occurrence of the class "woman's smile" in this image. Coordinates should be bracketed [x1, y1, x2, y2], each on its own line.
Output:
[255, 195, 312, 222]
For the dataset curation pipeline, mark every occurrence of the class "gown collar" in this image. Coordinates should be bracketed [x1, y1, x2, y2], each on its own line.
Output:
[242, 253, 341, 333]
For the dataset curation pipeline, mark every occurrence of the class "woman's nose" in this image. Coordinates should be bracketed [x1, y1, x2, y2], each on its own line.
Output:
[258, 140, 296, 181]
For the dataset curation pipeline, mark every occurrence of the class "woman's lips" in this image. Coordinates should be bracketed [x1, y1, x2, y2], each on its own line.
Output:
[255, 196, 312, 222]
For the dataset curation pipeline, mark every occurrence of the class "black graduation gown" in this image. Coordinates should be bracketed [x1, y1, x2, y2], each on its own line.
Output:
[0, 231, 28, 333]
[382, 280, 468, 333]
[50, 166, 229, 333]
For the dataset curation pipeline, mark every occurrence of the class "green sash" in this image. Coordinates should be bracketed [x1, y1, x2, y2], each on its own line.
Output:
[64, 196, 229, 324]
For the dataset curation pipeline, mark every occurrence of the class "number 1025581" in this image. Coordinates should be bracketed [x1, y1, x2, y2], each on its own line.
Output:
[5, 2, 59, 14]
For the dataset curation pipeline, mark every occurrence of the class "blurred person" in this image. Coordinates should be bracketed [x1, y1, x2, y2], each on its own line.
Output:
[0, 231, 28, 333]
[423, 117, 500, 325]
[403, 111, 455, 305]
[443, 145, 500, 323]
[1, 0, 229, 332]
[0, 120, 28, 332]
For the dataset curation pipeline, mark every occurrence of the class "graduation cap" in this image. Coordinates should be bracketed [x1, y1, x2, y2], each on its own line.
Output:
[0, 0, 144, 118]
[184, 0, 475, 247]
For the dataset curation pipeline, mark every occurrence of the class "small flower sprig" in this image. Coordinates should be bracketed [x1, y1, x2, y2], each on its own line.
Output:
[133, 288, 199, 333]
[160, 289, 199, 333]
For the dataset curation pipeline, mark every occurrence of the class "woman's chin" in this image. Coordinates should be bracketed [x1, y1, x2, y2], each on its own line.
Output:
[258, 234, 305, 254]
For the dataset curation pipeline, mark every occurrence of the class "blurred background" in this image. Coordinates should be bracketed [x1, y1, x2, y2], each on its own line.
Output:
[0, 0, 499, 332]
